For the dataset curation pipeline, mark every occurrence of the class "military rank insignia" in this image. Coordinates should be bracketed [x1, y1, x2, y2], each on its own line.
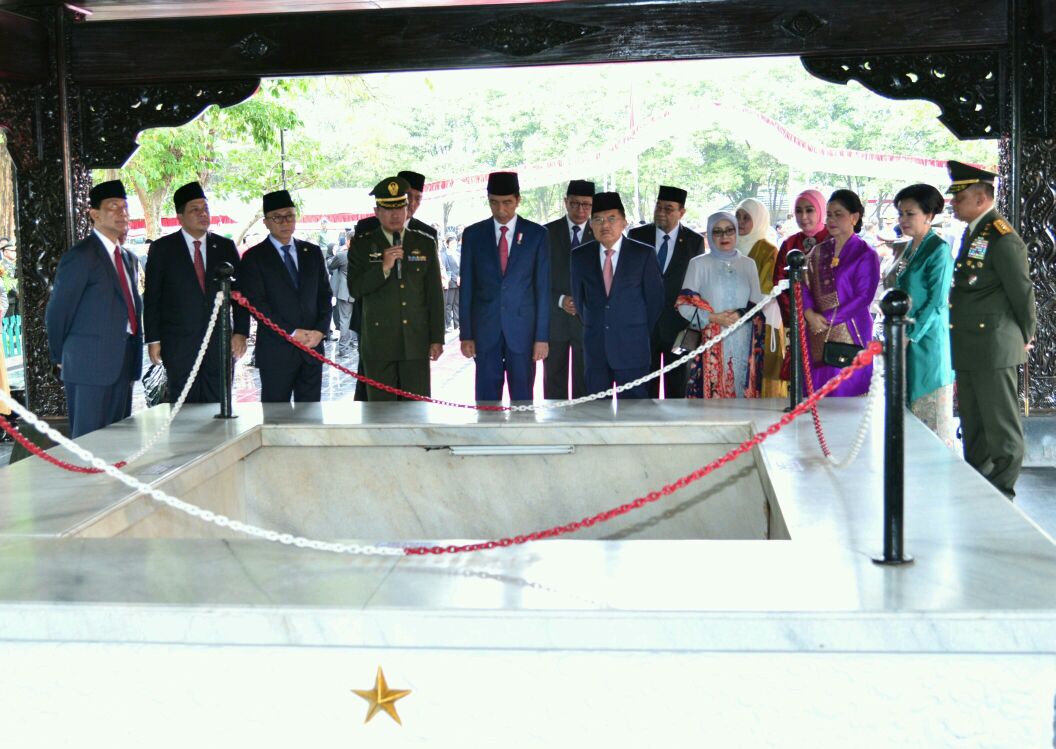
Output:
[368, 249, 384, 263]
[966, 237, 988, 261]
[993, 218, 1013, 235]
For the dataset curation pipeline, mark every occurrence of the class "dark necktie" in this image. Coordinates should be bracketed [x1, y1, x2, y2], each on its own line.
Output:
[571, 224, 581, 248]
[113, 246, 138, 335]
[281, 244, 298, 289]
[658, 234, 670, 273]
[193, 239, 205, 292]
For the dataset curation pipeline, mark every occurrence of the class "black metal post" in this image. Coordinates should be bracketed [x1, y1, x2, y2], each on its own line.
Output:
[874, 289, 913, 566]
[214, 262, 236, 420]
[785, 249, 806, 412]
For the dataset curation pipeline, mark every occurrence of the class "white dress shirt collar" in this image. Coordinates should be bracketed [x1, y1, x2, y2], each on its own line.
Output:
[182, 228, 208, 260]
[494, 216, 518, 246]
[599, 235, 623, 272]
[566, 216, 587, 243]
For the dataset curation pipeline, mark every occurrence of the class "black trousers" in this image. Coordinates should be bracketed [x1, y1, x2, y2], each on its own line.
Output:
[646, 341, 689, 399]
[543, 337, 586, 400]
[259, 357, 322, 403]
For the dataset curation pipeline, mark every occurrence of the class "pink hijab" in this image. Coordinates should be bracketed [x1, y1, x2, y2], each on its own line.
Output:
[795, 189, 827, 237]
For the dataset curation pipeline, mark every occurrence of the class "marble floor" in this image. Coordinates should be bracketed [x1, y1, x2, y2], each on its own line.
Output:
[2, 327, 1053, 538]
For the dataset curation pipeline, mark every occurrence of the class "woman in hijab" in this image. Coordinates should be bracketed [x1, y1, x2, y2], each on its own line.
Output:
[677, 211, 763, 398]
[773, 189, 829, 385]
[801, 189, 880, 397]
[736, 198, 786, 398]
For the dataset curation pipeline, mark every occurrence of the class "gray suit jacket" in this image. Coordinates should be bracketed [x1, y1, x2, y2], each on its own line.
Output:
[327, 249, 352, 302]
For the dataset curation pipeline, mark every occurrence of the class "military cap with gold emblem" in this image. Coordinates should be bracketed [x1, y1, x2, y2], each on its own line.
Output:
[370, 176, 411, 208]
[946, 160, 997, 194]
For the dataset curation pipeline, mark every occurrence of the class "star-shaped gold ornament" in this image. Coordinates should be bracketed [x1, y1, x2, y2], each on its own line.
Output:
[352, 666, 411, 725]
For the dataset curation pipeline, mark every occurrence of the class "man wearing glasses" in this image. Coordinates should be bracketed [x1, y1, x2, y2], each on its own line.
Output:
[543, 180, 595, 400]
[571, 192, 664, 400]
[628, 185, 704, 398]
[239, 189, 332, 402]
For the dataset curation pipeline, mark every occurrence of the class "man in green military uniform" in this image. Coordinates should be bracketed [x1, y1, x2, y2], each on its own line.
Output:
[947, 160, 1036, 498]
[348, 176, 445, 401]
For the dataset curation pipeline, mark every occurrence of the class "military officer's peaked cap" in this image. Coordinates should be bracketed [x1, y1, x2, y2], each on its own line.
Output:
[397, 171, 426, 192]
[262, 189, 295, 214]
[487, 171, 519, 195]
[370, 176, 410, 208]
[657, 185, 688, 206]
[592, 191, 625, 215]
[946, 160, 997, 194]
[89, 179, 127, 208]
[173, 181, 207, 212]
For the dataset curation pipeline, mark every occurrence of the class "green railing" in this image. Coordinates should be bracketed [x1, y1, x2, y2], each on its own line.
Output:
[2, 315, 22, 358]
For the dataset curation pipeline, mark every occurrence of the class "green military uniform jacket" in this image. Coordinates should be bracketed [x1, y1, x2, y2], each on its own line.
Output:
[949, 208, 1036, 371]
[348, 226, 445, 361]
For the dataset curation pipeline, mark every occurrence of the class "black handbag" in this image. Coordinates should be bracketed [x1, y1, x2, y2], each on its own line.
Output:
[672, 310, 703, 355]
[821, 310, 863, 368]
[142, 363, 169, 407]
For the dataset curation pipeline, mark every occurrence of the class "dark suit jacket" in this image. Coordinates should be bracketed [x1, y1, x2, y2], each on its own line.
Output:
[238, 237, 332, 374]
[627, 222, 704, 349]
[459, 215, 551, 354]
[45, 232, 143, 386]
[440, 249, 460, 289]
[545, 216, 593, 343]
[570, 237, 664, 371]
[143, 230, 249, 381]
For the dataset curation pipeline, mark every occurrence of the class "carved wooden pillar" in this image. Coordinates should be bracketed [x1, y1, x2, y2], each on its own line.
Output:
[1, 4, 258, 415]
[1001, 0, 1056, 410]
[0, 8, 90, 416]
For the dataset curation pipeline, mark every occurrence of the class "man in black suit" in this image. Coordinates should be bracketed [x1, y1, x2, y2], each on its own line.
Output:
[628, 185, 704, 398]
[144, 181, 249, 404]
[352, 169, 437, 401]
[543, 179, 594, 399]
[238, 189, 332, 403]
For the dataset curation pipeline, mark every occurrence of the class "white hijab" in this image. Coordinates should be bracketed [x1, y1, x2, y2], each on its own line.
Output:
[735, 198, 771, 254]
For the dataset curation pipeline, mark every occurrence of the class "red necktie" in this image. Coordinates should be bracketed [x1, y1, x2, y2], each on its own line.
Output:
[498, 226, 509, 275]
[193, 239, 205, 291]
[114, 246, 138, 335]
[603, 248, 615, 296]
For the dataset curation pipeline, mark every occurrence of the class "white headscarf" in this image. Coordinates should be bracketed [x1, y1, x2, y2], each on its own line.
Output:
[735, 198, 771, 254]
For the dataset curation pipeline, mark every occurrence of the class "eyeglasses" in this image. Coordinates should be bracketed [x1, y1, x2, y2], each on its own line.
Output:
[712, 227, 737, 238]
[590, 215, 623, 226]
[266, 213, 297, 224]
[568, 200, 592, 210]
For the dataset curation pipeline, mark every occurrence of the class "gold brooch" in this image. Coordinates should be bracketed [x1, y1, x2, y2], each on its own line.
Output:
[830, 257, 840, 268]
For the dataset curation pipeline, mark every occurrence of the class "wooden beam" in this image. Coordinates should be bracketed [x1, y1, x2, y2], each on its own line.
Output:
[69, 0, 1009, 85]
[0, 10, 47, 82]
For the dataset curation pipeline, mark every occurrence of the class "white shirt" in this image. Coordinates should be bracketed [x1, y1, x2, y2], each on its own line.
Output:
[93, 229, 135, 334]
[182, 229, 208, 265]
[494, 216, 518, 250]
[654, 224, 680, 274]
[269, 234, 298, 271]
[967, 208, 991, 237]
[599, 236, 623, 275]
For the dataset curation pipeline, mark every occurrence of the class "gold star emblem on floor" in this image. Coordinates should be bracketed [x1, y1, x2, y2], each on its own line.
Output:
[352, 666, 411, 725]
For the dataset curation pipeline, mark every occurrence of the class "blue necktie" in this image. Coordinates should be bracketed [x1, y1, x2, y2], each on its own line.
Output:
[658, 234, 670, 272]
[571, 224, 581, 248]
[281, 244, 298, 289]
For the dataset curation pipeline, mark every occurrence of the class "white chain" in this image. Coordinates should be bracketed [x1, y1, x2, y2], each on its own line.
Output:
[111, 292, 225, 466]
[0, 388, 403, 556]
[509, 282, 788, 411]
[823, 353, 884, 468]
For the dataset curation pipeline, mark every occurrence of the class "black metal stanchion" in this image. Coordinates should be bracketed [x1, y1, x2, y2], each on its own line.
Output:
[214, 262, 237, 420]
[785, 249, 806, 412]
[873, 289, 912, 566]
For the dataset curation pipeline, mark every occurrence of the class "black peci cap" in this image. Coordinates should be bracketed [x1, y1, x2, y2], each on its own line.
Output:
[173, 181, 207, 213]
[657, 185, 688, 206]
[591, 191, 625, 214]
[397, 170, 426, 192]
[89, 180, 127, 209]
[566, 180, 596, 197]
[487, 171, 520, 195]
[262, 189, 296, 215]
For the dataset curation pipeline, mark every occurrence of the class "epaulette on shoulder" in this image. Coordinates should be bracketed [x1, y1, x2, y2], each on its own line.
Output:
[407, 227, 437, 243]
[992, 218, 1014, 236]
